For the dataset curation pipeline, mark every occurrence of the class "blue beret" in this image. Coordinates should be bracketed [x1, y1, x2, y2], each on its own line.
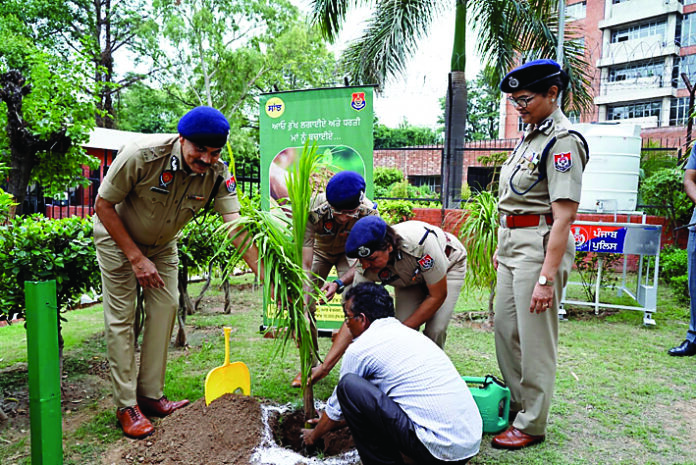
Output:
[500, 59, 569, 93]
[178, 106, 230, 148]
[326, 171, 366, 210]
[345, 216, 387, 259]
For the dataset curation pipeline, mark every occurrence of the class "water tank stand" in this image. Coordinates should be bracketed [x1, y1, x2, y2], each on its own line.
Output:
[561, 219, 662, 327]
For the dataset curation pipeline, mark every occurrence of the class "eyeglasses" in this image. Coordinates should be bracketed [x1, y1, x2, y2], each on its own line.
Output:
[332, 207, 361, 218]
[344, 313, 363, 323]
[507, 94, 537, 109]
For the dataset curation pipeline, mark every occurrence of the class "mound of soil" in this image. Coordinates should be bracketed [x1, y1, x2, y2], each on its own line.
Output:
[115, 394, 263, 465]
[109, 394, 356, 465]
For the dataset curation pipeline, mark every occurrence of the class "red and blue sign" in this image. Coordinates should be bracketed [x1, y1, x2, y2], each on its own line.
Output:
[572, 224, 627, 253]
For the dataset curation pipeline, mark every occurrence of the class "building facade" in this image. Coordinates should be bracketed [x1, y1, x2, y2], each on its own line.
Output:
[500, 0, 696, 146]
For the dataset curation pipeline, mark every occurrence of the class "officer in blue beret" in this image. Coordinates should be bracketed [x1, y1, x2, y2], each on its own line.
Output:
[94, 106, 262, 439]
[492, 59, 588, 449]
[308, 216, 468, 388]
[291, 171, 379, 387]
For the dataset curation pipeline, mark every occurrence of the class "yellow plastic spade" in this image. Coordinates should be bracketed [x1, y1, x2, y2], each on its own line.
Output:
[204, 327, 250, 405]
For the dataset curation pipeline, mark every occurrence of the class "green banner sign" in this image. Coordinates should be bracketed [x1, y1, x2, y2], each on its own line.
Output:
[259, 86, 374, 211]
[259, 86, 375, 333]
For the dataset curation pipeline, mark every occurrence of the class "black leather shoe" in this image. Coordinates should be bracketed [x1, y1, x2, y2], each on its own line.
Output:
[668, 340, 696, 356]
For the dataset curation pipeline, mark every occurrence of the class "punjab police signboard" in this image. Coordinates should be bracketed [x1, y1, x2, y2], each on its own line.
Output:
[259, 86, 375, 332]
[572, 221, 661, 256]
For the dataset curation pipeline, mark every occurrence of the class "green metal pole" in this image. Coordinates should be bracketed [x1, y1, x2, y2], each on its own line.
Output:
[25, 280, 63, 465]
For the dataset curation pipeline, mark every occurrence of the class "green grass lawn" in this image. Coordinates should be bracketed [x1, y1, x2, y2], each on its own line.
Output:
[1, 271, 695, 465]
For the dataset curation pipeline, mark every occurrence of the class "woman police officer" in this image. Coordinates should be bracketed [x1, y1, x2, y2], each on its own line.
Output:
[491, 59, 588, 450]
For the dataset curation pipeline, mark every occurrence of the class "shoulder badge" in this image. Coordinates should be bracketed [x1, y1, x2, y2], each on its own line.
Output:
[553, 152, 572, 173]
[323, 220, 334, 233]
[225, 175, 237, 192]
[418, 254, 434, 271]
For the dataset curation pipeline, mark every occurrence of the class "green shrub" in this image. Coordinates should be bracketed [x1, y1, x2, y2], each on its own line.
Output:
[374, 167, 404, 190]
[378, 200, 415, 225]
[0, 215, 101, 319]
[639, 167, 691, 226]
[660, 246, 689, 303]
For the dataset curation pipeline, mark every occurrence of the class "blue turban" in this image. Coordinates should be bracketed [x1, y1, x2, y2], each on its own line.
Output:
[326, 171, 366, 210]
[178, 106, 230, 148]
[500, 59, 569, 93]
[345, 216, 387, 259]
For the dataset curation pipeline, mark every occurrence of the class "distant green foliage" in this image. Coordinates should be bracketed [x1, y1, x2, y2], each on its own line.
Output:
[374, 167, 404, 190]
[374, 122, 442, 148]
[640, 167, 691, 226]
[0, 215, 100, 319]
[660, 246, 689, 303]
[378, 200, 415, 225]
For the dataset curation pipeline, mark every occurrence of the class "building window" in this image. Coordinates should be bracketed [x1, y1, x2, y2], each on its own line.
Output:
[566, 1, 586, 21]
[517, 117, 526, 132]
[568, 111, 581, 124]
[670, 97, 690, 126]
[608, 61, 664, 84]
[684, 13, 696, 47]
[611, 20, 666, 43]
[408, 175, 441, 194]
[606, 100, 662, 122]
[673, 54, 696, 88]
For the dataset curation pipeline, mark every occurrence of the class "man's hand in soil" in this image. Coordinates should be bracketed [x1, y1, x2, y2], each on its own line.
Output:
[300, 418, 320, 446]
[301, 413, 341, 447]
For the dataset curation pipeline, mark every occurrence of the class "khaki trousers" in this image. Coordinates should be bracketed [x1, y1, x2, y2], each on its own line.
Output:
[394, 257, 467, 349]
[307, 252, 355, 361]
[96, 236, 179, 408]
[494, 226, 574, 435]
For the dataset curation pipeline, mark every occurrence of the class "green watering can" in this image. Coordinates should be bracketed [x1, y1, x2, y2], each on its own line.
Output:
[463, 375, 511, 434]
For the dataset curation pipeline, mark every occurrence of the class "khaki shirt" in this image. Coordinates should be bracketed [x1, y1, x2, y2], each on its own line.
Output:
[498, 108, 587, 216]
[304, 193, 378, 257]
[95, 134, 240, 247]
[355, 221, 467, 288]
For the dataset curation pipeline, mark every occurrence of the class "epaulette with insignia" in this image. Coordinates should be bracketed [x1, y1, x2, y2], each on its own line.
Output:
[141, 145, 172, 163]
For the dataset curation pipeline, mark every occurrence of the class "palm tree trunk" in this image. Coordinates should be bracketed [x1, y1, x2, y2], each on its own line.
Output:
[443, 2, 467, 208]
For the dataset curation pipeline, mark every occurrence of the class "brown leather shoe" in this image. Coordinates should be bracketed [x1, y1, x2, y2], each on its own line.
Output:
[137, 395, 190, 417]
[290, 372, 302, 388]
[116, 405, 154, 439]
[491, 426, 545, 450]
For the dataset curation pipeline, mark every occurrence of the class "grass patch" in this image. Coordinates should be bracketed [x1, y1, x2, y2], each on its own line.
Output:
[1, 272, 695, 464]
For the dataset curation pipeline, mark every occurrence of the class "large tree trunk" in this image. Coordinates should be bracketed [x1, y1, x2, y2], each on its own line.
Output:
[0, 70, 74, 214]
[94, 0, 116, 128]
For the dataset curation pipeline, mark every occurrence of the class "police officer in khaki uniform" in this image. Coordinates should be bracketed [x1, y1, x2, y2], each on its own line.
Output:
[491, 59, 588, 450]
[290, 171, 378, 387]
[311, 216, 467, 385]
[94, 106, 260, 439]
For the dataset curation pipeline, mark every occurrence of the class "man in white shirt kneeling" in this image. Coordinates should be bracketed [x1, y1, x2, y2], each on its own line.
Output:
[301, 282, 482, 465]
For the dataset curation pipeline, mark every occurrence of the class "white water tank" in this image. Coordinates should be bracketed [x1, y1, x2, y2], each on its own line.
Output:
[572, 122, 642, 213]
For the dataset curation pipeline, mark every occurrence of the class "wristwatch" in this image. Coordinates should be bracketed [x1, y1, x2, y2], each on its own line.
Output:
[333, 279, 345, 294]
[538, 275, 554, 286]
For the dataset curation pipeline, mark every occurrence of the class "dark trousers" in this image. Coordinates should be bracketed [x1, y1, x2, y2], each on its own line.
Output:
[336, 374, 472, 465]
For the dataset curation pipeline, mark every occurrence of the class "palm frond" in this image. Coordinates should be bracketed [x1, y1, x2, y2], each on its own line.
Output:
[471, 0, 594, 114]
[339, 0, 441, 88]
[310, 0, 353, 42]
